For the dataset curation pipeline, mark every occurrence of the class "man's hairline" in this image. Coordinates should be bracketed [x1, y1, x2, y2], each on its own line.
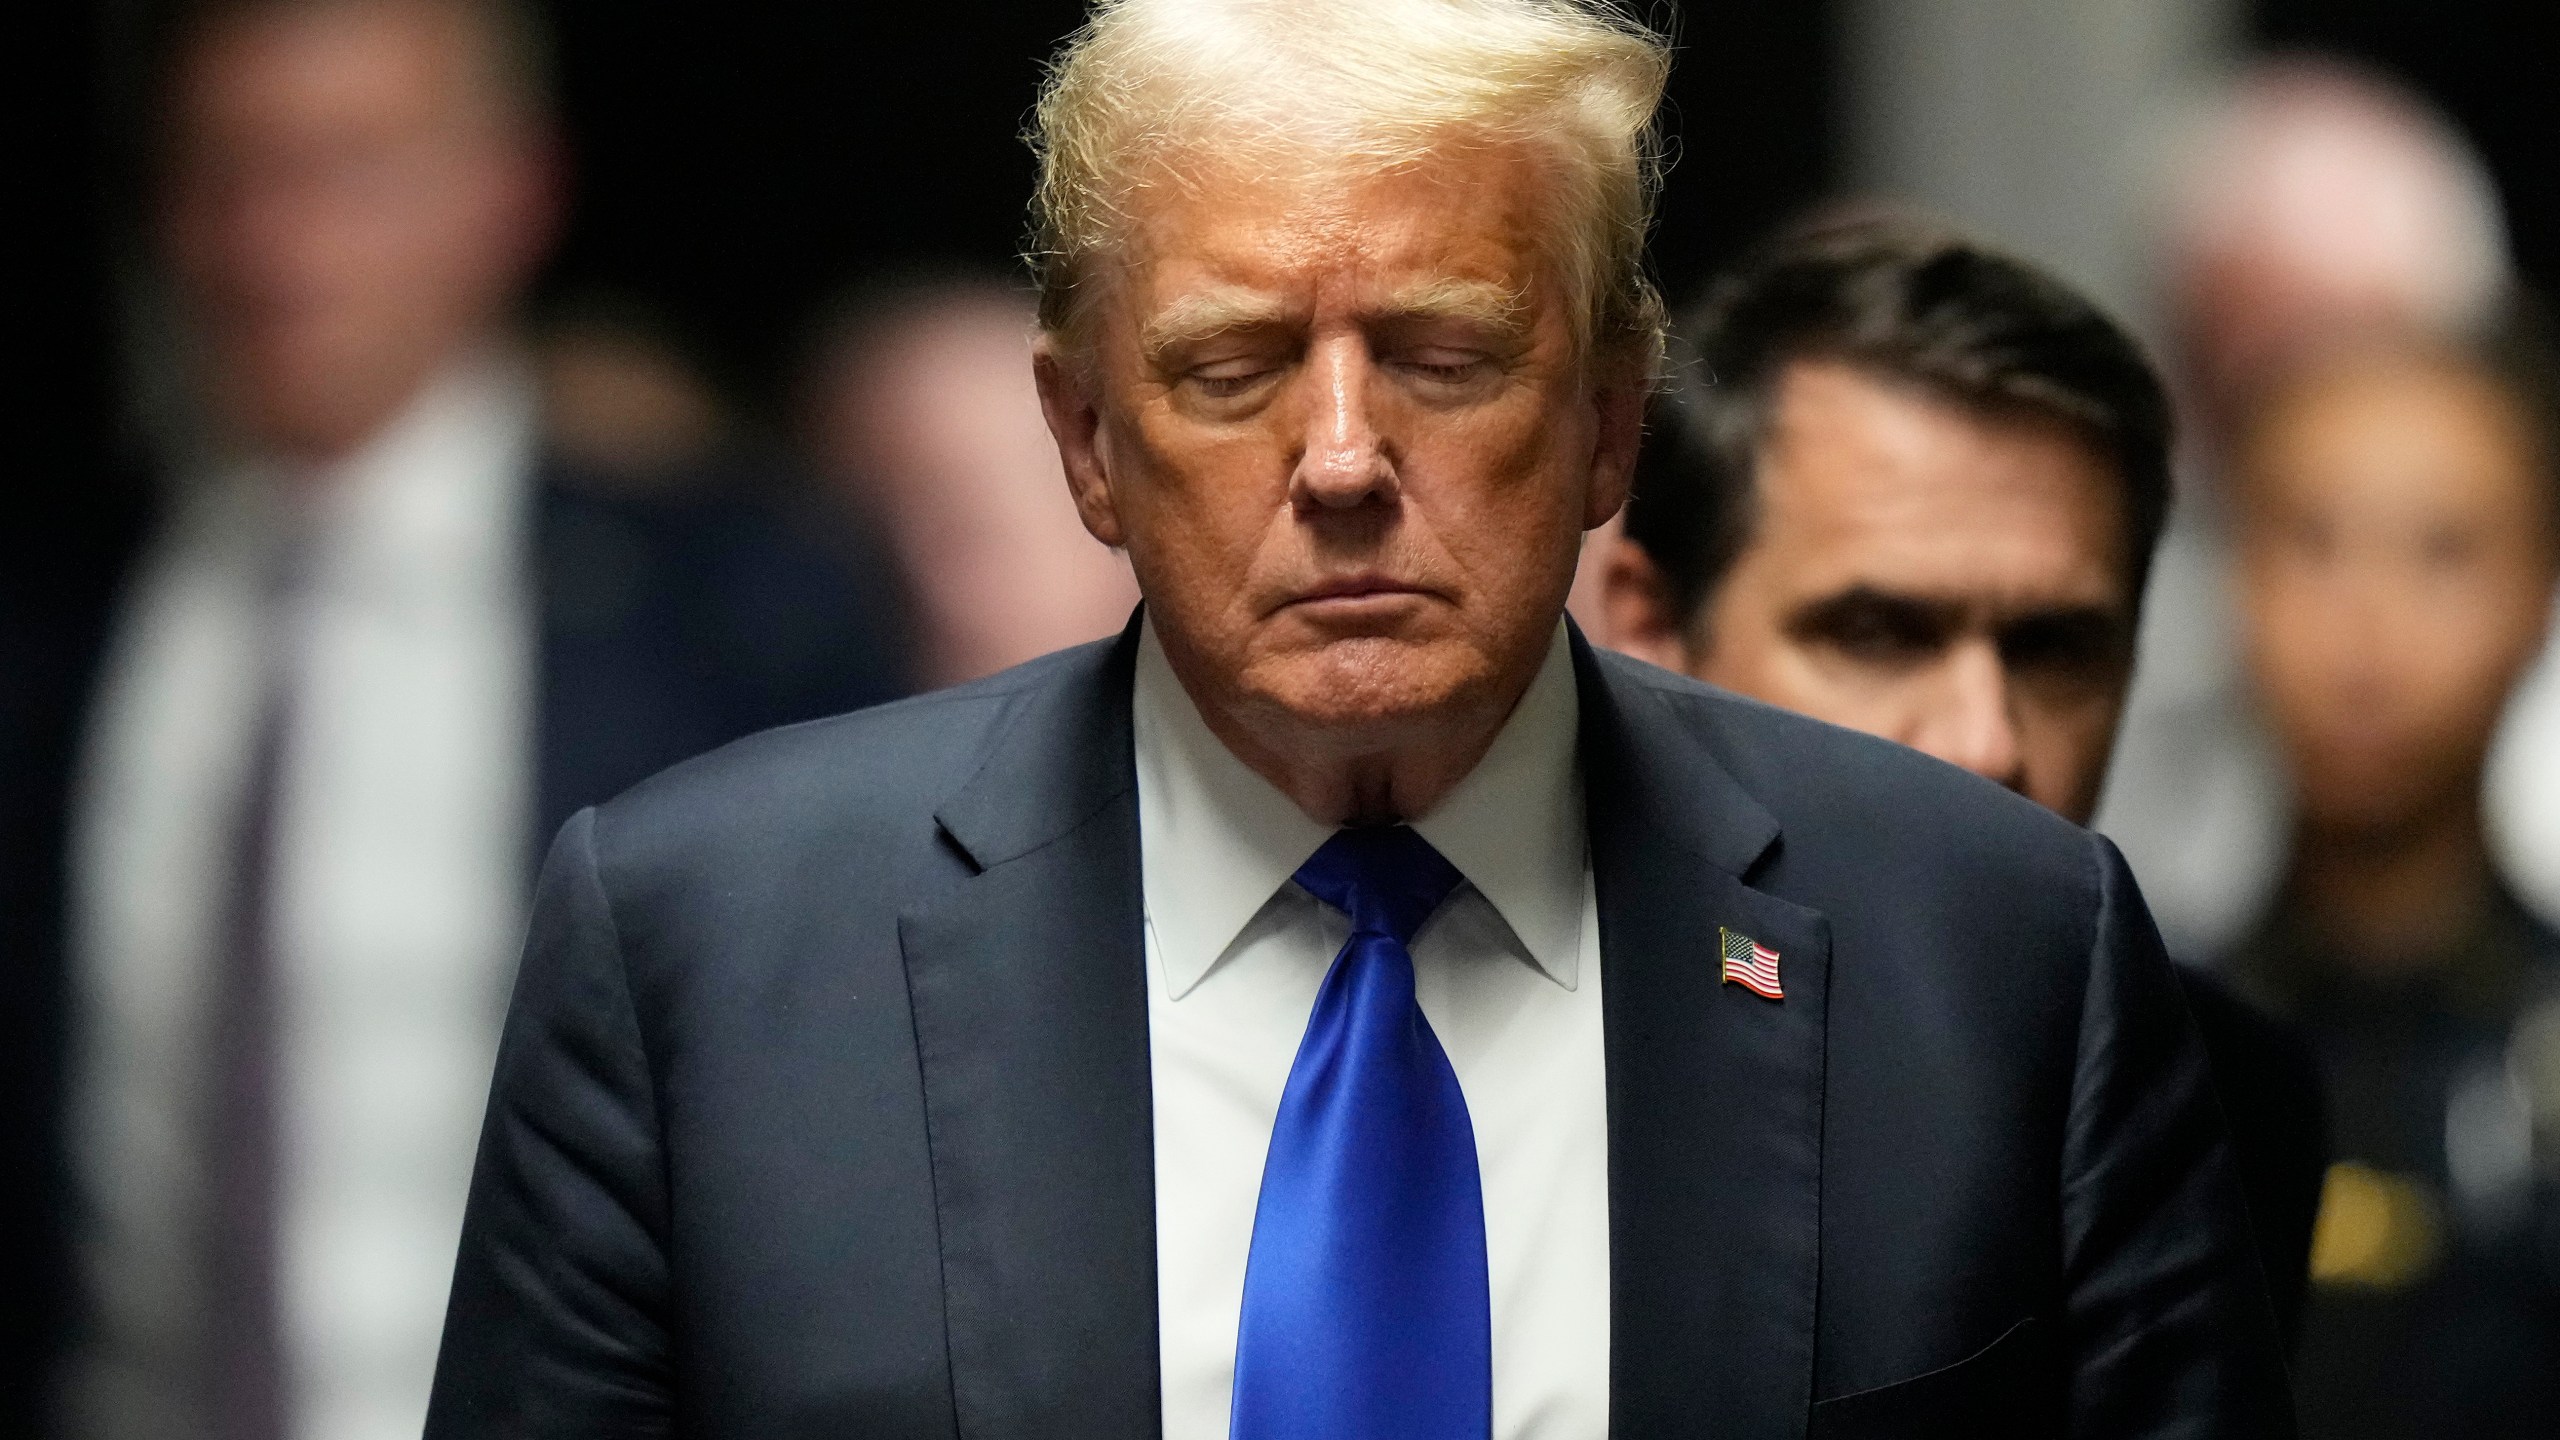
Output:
[1679, 354, 2152, 655]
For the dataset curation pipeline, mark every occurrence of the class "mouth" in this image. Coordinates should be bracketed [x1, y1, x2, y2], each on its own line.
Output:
[1278, 574, 1438, 614]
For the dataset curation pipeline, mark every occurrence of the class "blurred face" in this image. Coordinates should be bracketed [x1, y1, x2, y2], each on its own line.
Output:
[1621, 362, 2136, 822]
[2175, 240, 2441, 442]
[813, 296, 1140, 688]
[163, 0, 553, 462]
[2235, 352, 2557, 841]
[1036, 144, 1640, 818]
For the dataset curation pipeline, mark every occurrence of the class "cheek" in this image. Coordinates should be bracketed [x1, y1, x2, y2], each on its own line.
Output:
[1421, 413, 1590, 578]
[2397, 603, 2537, 737]
[2015, 687, 2123, 778]
[1693, 598, 1858, 725]
[2242, 568, 2346, 693]
[1108, 425, 1284, 595]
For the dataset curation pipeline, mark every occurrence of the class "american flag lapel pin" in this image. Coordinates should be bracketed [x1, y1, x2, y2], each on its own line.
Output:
[1719, 926, 1784, 1000]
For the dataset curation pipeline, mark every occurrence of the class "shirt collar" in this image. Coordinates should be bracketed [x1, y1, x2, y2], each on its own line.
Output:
[1408, 621, 1585, 990]
[1133, 618, 1584, 1000]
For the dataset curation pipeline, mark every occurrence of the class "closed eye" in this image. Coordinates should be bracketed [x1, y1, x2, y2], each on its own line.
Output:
[1398, 357, 1490, 383]
[1182, 353, 1290, 401]
[1383, 344, 1503, 401]
[1190, 366, 1279, 398]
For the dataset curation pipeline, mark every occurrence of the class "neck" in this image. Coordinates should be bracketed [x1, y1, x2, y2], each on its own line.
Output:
[1212, 710, 1512, 828]
[2284, 801, 2494, 978]
[226, 338, 503, 475]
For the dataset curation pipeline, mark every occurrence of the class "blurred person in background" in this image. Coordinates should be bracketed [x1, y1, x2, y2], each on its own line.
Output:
[801, 275, 1136, 687]
[29, 0, 908, 1436]
[530, 293, 731, 490]
[2094, 57, 2560, 958]
[1603, 218, 2329, 1346]
[2222, 326, 2560, 1438]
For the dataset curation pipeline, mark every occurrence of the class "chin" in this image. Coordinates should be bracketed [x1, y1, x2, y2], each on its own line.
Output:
[1246, 633, 1496, 740]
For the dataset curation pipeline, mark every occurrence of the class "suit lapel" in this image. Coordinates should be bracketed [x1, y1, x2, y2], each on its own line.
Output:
[1579, 638, 1830, 1437]
[900, 624, 1160, 1438]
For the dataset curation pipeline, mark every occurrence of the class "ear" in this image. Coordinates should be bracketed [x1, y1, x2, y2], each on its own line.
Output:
[1034, 337, 1127, 549]
[1582, 361, 1648, 531]
[1596, 535, 1695, 673]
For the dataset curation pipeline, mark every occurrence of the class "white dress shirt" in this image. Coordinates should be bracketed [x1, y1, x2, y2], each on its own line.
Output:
[1135, 619, 1611, 1440]
[67, 361, 537, 1440]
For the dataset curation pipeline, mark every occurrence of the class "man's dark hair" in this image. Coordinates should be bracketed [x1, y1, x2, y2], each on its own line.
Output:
[1623, 216, 2175, 629]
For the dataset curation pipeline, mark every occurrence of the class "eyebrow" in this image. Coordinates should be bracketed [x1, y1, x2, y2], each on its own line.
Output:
[1375, 277, 1531, 337]
[1136, 277, 1533, 367]
[1138, 289, 1301, 364]
[1784, 584, 2130, 647]
[1784, 586, 1960, 642]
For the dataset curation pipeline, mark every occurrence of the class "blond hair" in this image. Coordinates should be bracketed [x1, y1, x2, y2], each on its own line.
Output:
[1027, 0, 1672, 370]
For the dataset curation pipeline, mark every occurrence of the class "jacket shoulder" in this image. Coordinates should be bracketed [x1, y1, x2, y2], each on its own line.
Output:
[576, 640, 1111, 882]
[1595, 649, 2101, 902]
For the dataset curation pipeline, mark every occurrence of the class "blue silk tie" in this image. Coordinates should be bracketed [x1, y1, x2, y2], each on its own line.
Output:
[1230, 826, 1492, 1440]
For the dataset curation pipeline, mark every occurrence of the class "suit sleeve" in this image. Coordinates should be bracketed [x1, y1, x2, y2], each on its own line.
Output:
[425, 808, 676, 1438]
[2060, 835, 2296, 1438]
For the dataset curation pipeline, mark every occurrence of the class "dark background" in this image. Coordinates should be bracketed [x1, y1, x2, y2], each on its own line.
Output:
[33, 0, 2557, 481]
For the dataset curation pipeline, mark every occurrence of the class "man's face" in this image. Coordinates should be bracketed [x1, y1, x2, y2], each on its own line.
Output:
[1037, 144, 1639, 797]
[2236, 353, 2556, 841]
[1615, 361, 2136, 822]
[164, 0, 553, 461]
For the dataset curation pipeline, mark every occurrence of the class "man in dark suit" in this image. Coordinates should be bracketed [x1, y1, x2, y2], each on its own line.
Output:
[1599, 218, 2330, 1348]
[430, 2, 2292, 1435]
[11, 2, 905, 1436]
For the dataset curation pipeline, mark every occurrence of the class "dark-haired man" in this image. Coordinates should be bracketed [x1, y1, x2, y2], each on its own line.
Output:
[1603, 218, 2329, 1342]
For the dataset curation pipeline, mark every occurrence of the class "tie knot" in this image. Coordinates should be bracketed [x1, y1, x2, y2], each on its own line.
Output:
[1292, 825, 1466, 946]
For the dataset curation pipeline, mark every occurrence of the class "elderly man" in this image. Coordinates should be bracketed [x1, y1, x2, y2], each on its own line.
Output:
[428, 2, 2289, 1436]
[1603, 216, 2330, 1348]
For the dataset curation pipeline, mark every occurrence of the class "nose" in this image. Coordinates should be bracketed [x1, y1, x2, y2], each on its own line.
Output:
[1287, 336, 1397, 512]
[1908, 641, 2028, 795]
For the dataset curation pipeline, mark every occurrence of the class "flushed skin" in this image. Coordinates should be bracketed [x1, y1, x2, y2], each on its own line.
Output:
[1037, 145, 1643, 826]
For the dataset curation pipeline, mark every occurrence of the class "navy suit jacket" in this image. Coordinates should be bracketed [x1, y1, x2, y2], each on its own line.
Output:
[427, 622, 2293, 1439]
